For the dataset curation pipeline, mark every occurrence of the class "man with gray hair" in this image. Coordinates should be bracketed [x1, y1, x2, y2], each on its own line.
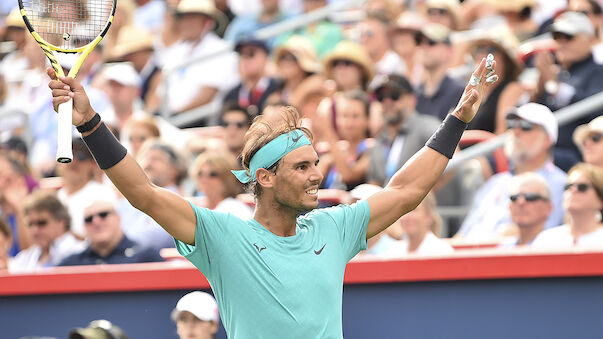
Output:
[502, 172, 553, 246]
[533, 11, 603, 171]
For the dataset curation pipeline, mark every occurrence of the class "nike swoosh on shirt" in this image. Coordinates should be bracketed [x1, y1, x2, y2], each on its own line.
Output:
[314, 244, 326, 255]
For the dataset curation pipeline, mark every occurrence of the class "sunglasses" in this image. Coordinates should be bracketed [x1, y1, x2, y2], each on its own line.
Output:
[240, 50, 258, 59]
[198, 171, 219, 178]
[427, 7, 448, 16]
[278, 53, 297, 63]
[506, 118, 535, 132]
[360, 29, 375, 39]
[564, 182, 592, 192]
[129, 135, 148, 143]
[332, 59, 355, 67]
[376, 88, 402, 102]
[552, 32, 575, 42]
[509, 193, 548, 202]
[28, 219, 48, 228]
[84, 210, 112, 224]
[418, 37, 438, 47]
[585, 133, 602, 144]
[221, 121, 247, 129]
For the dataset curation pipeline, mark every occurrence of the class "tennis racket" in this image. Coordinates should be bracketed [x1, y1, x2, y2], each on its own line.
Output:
[18, 0, 116, 163]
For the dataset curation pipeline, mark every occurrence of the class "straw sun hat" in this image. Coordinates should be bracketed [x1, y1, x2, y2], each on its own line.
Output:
[274, 35, 323, 74]
[323, 40, 374, 88]
[175, 0, 227, 33]
[467, 25, 524, 80]
[110, 25, 154, 60]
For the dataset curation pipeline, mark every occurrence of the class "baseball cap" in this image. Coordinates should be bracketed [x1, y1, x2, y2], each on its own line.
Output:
[506, 103, 558, 143]
[234, 37, 269, 54]
[552, 11, 594, 37]
[103, 63, 141, 87]
[373, 74, 414, 95]
[171, 291, 219, 323]
[419, 23, 451, 45]
[68, 320, 128, 339]
[573, 116, 603, 147]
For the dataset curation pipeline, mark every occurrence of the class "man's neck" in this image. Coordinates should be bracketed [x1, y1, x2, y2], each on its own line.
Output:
[115, 105, 134, 129]
[64, 180, 88, 195]
[92, 234, 123, 258]
[518, 224, 544, 245]
[422, 66, 447, 96]
[514, 154, 548, 174]
[243, 76, 262, 91]
[253, 199, 298, 237]
[370, 47, 387, 63]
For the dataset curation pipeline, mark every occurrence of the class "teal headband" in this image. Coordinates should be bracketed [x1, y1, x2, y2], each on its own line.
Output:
[232, 129, 311, 184]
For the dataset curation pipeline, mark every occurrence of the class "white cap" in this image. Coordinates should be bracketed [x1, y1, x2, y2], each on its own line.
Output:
[507, 103, 558, 143]
[552, 11, 595, 37]
[171, 291, 219, 322]
[103, 62, 141, 87]
[573, 116, 603, 147]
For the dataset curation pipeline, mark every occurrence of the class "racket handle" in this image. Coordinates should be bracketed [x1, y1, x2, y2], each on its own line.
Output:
[56, 99, 73, 163]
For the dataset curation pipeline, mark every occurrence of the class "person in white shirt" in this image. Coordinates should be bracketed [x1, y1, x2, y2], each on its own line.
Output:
[382, 192, 453, 256]
[532, 163, 603, 248]
[190, 152, 253, 220]
[11, 191, 85, 271]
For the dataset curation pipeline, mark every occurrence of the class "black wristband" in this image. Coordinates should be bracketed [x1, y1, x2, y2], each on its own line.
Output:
[82, 122, 127, 169]
[76, 113, 101, 133]
[425, 114, 468, 159]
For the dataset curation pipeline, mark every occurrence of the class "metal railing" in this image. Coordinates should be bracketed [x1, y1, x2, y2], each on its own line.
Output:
[159, 0, 368, 127]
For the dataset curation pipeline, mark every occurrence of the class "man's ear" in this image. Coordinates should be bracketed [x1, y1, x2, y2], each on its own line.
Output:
[256, 168, 275, 189]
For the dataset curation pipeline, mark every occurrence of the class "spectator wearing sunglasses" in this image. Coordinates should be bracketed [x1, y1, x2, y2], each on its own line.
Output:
[389, 12, 427, 87]
[500, 172, 552, 247]
[533, 11, 603, 172]
[122, 115, 161, 157]
[456, 103, 567, 242]
[366, 74, 441, 186]
[532, 163, 603, 248]
[220, 102, 253, 165]
[415, 23, 465, 122]
[422, 0, 460, 31]
[11, 191, 85, 272]
[567, 0, 603, 63]
[59, 199, 163, 266]
[190, 152, 252, 220]
[573, 116, 603, 169]
[485, 0, 539, 41]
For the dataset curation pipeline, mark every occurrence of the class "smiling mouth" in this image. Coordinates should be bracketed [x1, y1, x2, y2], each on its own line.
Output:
[306, 188, 318, 195]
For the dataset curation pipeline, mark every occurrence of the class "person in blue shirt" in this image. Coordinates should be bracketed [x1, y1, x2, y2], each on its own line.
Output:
[47, 56, 498, 338]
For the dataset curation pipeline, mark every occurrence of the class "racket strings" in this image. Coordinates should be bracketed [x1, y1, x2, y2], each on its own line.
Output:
[22, 0, 113, 49]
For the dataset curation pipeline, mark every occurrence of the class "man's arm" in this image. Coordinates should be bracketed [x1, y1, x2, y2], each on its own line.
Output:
[47, 69, 197, 245]
[366, 57, 496, 239]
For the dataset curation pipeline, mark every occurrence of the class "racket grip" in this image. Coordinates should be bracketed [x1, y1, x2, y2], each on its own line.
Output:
[56, 99, 74, 163]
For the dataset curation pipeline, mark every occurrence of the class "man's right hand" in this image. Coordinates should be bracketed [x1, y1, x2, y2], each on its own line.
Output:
[46, 67, 95, 127]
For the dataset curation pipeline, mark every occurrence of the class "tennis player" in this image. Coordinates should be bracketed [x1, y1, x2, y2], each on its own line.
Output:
[47, 56, 497, 338]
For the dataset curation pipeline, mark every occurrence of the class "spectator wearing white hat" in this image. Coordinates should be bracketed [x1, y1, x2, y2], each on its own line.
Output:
[456, 103, 567, 242]
[533, 11, 603, 171]
[161, 0, 239, 126]
[172, 291, 220, 339]
[573, 116, 603, 169]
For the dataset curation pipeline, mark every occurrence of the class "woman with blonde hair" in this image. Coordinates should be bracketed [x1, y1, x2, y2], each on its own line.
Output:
[190, 152, 252, 219]
[532, 163, 603, 248]
[382, 192, 454, 256]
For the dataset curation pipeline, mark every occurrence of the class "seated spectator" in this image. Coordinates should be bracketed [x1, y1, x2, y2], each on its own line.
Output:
[573, 116, 603, 168]
[366, 74, 441, 186]
[0, 153, 33, 255]
[11, 191, 85, 271]
[415, 23, 465, 122]
[422, 0, 460, 31]
[116, 140, 187, 250]
[0, 136, 38, 191]
[314, 90, 372, 190]
[0, 218, 11, 270]
[223, 38, 280, 118]
[273, 35, 325, 110]
[465, 24, 525, 135]
[190, 152, 252, 219]
[323, 41, 374, 92]
[532, 163, 603, 248]
[500, 172, 552, 246]
[532, 11, 603, 171]
[57, 138, 116, 238]
[59, 199, 164, 265]
[69, 319, 128, 339]
[457, 103, 567, 241]
[382, 192, 454, 256]
[486, 0, 539, 41]
[122, 115, 161, 156]
[389, 12, 426, 86]
[219, 102, 253, 164]
[172, 291, 220, 339]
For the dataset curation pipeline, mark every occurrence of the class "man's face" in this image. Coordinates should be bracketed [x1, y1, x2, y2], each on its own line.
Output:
[106, 80, 140, 110]
[57, 150, 96, 186]
[358, 19, 388, 57]
[504, 118, 551, 165]
[581, 132, 603, 167]
[83, 201, 120, 248]
[271, 145, 323, 213]
[140, 148, 177, 187]
[418, 37, 449, 70]
[179, 14, 210, 41]
[553, 31, 593, 68]
[238, 45, 267, 81]
[221, 111, 249, 153]
[376, 85, 415, 126]
[390, 30, 418, 59]
[26, 210, 66, 250]
[509, 181, 551, 229]
[176, 311, 217, 339]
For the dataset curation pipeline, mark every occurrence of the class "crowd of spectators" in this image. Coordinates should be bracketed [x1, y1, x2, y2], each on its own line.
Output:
[0, 0, 602, 275]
